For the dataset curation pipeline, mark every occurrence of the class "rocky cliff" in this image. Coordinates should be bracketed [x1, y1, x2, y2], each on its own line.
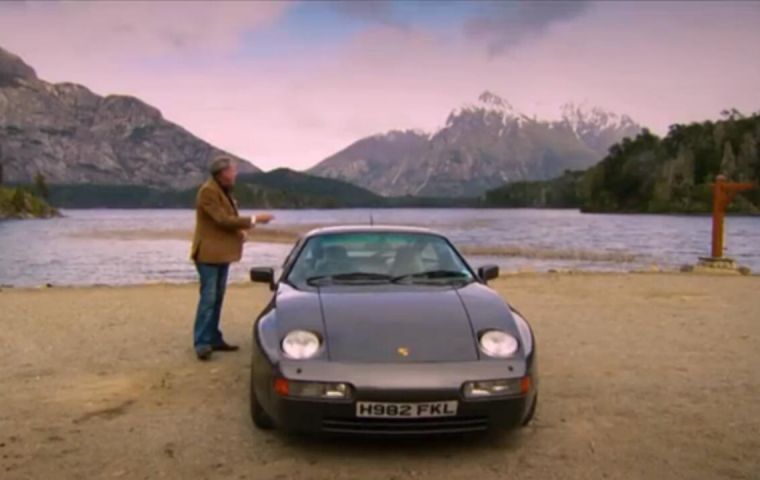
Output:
[0, 47, 257, 190]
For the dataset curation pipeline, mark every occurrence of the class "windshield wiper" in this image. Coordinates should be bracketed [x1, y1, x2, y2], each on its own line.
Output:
[307, 272, 393, 286]
[391, 270, 471, 283]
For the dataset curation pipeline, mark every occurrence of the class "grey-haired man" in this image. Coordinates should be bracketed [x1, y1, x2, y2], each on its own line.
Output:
[190, 157, 273, 360]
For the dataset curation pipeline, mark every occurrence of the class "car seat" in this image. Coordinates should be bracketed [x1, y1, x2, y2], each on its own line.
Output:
[390, 246, 424, 277]
[314, 245, 355, 276]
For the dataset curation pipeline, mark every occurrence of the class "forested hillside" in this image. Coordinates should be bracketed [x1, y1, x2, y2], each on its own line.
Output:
[41, 168, 476, 209]
[485, 111, 760, 213]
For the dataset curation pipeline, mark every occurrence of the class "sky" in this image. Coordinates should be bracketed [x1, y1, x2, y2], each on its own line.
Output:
[1, 0, 759, 171]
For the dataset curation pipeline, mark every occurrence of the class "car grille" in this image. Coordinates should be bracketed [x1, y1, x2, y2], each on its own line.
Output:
[322, 416, 489, 435]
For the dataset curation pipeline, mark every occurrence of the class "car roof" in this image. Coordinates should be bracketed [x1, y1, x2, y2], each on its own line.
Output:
[303, 225, 445, 239]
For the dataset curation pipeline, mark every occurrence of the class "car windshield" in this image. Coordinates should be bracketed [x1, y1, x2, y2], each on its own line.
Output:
[286, 232, 474, 287]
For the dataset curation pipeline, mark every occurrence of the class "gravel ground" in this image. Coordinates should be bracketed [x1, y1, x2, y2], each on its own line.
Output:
[1, 273, 758, 480]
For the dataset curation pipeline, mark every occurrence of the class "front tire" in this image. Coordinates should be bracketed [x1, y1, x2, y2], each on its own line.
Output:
[521, 394, 537, 427]
[250, 370, 275, 430]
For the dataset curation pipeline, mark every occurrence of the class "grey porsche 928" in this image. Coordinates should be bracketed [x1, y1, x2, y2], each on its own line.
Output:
[249, 226, 537, 435]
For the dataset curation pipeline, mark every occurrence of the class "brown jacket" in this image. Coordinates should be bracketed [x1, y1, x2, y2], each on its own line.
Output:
[190, 178, 252, 264]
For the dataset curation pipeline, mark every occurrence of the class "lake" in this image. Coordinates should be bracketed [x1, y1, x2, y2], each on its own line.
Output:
[0, 208, 758, 287]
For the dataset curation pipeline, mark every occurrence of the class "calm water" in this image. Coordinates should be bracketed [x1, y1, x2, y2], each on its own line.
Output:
[0, 209, 758, 287]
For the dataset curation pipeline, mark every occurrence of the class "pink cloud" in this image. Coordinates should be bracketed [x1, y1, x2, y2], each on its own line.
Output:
[0, 1, 289, 80]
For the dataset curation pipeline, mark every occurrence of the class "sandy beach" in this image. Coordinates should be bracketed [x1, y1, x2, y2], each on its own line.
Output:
[1, 273, 759, 480]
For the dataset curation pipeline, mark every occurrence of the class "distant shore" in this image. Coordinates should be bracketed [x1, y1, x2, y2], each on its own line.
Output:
[68, 225, 650, 264]
[46, 204, 760, 215]
[67, 225, 303, 244]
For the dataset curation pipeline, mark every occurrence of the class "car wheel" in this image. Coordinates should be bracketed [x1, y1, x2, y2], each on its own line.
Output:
[250, 370, 275, 430]
[521, 394, 538, 427]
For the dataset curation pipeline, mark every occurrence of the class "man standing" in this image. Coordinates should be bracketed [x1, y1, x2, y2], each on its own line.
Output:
[190, 156, 273, 361]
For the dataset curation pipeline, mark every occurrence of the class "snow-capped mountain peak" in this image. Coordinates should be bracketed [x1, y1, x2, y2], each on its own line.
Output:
[560, 102, 637, 134]
[310, 90, 642, 198]
[477, 91, 514, 111]
[373, 129, 431, 142]
[446, 91, 522, 127]
[559, 102, 642, 154]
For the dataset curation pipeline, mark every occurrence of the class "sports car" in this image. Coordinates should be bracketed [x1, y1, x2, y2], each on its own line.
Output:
[249, 226, 537, 435]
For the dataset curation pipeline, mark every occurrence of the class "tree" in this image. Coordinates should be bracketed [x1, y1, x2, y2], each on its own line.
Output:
[720, 108, 745, 121]
[720, 142, 737, 178]
[34, 172, 49, 200]
[11, 188, 26, 211]
[0, 144, 4, 185]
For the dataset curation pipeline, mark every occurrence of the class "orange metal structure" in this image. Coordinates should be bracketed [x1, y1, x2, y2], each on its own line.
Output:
[710, 175, 755, 258]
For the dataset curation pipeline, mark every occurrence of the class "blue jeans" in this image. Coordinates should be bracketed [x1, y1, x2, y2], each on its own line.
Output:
[193, 262, 230, 351]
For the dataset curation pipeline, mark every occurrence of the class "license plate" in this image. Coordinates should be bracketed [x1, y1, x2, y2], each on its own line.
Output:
[356, 401, 458, 418]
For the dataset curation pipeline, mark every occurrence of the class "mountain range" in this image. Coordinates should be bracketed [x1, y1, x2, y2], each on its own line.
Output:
[0, 46, 257, 190]
[1, 46, 644, 205]
[309, 91, 641, 197]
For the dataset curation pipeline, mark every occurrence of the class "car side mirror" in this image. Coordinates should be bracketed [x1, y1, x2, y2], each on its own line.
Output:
[250, 267, 275, 291]
[477, 265, 499, 283]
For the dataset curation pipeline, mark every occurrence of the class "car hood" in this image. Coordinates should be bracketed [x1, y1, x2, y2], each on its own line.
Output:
[319, 286, 478, 363]
[273, 283, 520, 363]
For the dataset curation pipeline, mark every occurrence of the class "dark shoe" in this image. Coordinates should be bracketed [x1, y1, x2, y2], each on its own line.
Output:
[212, 342, 239, 352]
[196, 345, 213, 361]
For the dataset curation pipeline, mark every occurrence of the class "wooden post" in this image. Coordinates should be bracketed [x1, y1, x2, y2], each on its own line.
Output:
[710, 175, 755, 259]
[711, 179, 725, 258]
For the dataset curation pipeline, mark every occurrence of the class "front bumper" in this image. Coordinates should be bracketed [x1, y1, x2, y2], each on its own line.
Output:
[272, 393, 533, 435]
[252, 351, 537, 435]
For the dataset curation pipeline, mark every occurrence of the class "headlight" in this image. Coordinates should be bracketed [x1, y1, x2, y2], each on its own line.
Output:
[281, 330, 321, 359]
[463, 377, 531, 398]
[479, 330, 519, 358]
[274, 378, 351, 399]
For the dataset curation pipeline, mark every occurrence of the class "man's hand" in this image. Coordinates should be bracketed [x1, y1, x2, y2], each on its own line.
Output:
[254, 213, 274, 225]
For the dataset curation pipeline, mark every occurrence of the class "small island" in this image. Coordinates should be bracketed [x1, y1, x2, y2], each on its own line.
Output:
[0, 164, 58, 219]
[0, 186, 58, 219]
